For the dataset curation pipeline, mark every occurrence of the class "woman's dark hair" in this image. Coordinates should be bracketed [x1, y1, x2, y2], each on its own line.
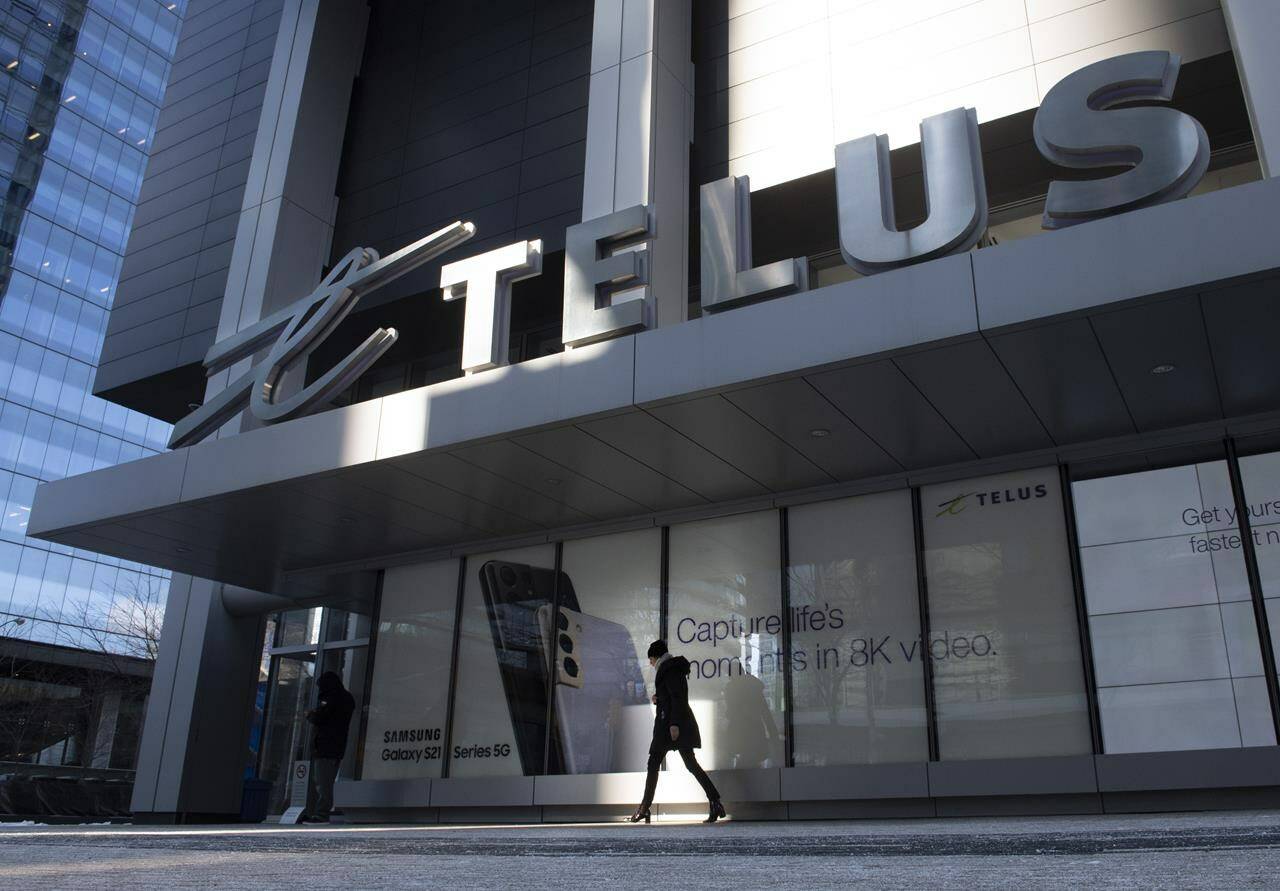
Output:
[647, 639, 669, 659]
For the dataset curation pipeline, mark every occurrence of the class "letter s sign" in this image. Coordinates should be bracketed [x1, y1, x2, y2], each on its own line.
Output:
[1034, 50, 1209, 229]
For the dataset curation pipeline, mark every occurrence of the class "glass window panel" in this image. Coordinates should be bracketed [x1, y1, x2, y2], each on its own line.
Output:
[41, 419, 76, 480]
[68, 427, 98, 476]
[10, 340, 44, 407]
[555, 528, 661, 774]
[49, 291, 82, 355]
[17, 411, 53, 478]
[0, 540, 22, 612]
[276, 608, 321, 647]
[1233, 451, 1280, 689]
[922, 466, 1091, 760]
[26, 281, 59, 344]
[9, 545, 48, 615]
[29, 161, 65, 219]
[33, 350, 67, 415]
[0, 404, 29, 471]
[55, 171, 89, 232]
[0, 272, 35, 335]
[788, 491, 927, 767]
[1074, 460, 1273, 752]
[37, 552, 72, 620]
[319, 644, 368, 780]
[14, 215, 51, 276]
[259, 653, 316, 815]
[39, 224, 73, 285]
[449, 544, 556, 777]
[362, 560, 458, 780]
[92, 432, 121, 469]
[667, 511, 785, 770]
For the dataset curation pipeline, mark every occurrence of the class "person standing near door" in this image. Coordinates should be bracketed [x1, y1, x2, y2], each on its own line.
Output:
[303, 670, 355, 824]
[630, 640, 726, 824]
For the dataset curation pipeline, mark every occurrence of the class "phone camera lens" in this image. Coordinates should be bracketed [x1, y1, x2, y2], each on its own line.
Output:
[498, 566, 517, 587]
[558, 633, 574, 654]
[563, 656, 579, 678]
[556, 611, 569, 631]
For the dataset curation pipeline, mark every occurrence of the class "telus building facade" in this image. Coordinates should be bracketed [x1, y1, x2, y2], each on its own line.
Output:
[27, 0, 1280, 822]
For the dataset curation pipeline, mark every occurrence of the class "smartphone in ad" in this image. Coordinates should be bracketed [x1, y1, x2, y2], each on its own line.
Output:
[537, 604, 649, 774]
[478, 560, 580, 774]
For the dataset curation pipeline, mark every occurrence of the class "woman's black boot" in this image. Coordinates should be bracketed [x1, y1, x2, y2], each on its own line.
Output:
[629, 805, 651, 824]
[703, 799, 726, 823]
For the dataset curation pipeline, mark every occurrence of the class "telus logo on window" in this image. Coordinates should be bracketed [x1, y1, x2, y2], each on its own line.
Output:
[169, 51, 1210, 450]
[935, 485, 1050, 518]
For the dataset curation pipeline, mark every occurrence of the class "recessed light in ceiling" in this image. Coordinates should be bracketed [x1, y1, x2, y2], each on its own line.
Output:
[809, 428, 831, 438]
[1150, 364, 1176, 375]
[544, 477, 562, 486]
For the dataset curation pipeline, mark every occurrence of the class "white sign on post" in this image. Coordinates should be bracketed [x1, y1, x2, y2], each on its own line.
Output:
[279, 760, 309, 825]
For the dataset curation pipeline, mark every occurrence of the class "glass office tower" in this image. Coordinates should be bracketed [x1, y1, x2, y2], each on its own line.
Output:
[0, 0, 180, 779]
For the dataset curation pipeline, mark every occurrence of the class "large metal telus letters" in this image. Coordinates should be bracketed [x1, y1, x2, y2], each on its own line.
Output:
[1034, 51, 1209, 229]
[440, 240, 543, 374]
[168, 221, 475, 449]
[700, 176, 808, 311]
[835, 107, 988, 276]
[562, 205, 651, 348]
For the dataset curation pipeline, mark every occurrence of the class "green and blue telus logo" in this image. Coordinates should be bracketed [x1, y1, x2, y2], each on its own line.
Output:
[935, 484, 1049, 518]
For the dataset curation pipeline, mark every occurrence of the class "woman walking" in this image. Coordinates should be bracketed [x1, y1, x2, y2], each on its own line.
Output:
[630, 640, 726, 824]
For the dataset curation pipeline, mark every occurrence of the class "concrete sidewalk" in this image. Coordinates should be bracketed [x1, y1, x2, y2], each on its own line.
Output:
[1, 809, 1278, 888]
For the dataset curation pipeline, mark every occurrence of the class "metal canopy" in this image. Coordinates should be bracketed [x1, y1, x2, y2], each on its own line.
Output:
[29, 178, 1280, 598]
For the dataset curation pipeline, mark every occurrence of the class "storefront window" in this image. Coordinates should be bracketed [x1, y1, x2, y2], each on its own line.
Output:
[259, 652, 315, 814]
[1238, 450, 1280, 675]
[1075, 461, 1275, 752]
[555, 529, 660, 774]
[787, 491, 927, 766]
[361, 560, 458, 780]
[667, 511, 785, 770]
[922, 467, 1091, 760]
[448, 545, 556, 777]
[321, 645, 367, 780]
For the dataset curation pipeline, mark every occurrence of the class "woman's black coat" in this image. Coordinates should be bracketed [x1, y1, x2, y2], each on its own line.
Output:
[651, 655, 702, 753]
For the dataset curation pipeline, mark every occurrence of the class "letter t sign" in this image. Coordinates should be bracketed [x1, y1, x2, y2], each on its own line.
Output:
[440, 240, 543, 374]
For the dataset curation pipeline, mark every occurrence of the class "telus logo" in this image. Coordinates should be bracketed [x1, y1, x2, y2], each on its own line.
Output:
[936, 485, 1049, 518]
[169, 51, 1210, 450]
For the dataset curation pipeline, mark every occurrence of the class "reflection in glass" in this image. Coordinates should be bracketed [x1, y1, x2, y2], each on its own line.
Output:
[449, 545, 555, 777]
[361, 560, 458, 780]
[922, 467, 1091, 760]
[259, 652, 316, 814]
[788, 492, 927, 766]
[556, 529, 660, 774]
[667, 511, 785, 771]
[1076, 460, 1275, 752]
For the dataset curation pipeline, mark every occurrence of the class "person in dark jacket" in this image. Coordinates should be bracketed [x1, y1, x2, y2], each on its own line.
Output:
[303, 670, 355, 823]
[630, 640, 725, 824]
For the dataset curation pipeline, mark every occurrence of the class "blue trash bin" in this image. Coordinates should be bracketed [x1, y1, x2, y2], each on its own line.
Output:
[239, 778, 272, 823]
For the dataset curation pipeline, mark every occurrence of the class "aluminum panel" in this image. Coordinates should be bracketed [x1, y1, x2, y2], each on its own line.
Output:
[896, 340, 1052, 457]
[808, 362, 976, 469]
[647, 395, 832, 492]
[725, 378, 901, 480]
[579, 410, 768, 502]
[514, 425, 706, 512]
[1090, 294, 1222, 432]
[987, 319, 1136, 444]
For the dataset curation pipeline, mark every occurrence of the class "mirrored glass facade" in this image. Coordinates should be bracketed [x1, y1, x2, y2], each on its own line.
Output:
[0, 0, 181, 658]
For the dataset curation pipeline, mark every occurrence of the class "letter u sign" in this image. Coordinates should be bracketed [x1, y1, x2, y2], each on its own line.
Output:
[829, 50, 1208, 272]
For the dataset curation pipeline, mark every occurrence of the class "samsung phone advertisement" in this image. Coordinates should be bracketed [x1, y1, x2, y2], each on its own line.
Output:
[362, 467, 1092, 779]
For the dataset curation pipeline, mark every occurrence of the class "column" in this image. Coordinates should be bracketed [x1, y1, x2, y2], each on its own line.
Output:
[1223, 0, 1280, 178]
[581, 0, 693, 334]
[130, 577, 266, 821]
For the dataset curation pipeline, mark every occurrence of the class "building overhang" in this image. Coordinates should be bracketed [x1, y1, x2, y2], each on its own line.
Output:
[29, 177, 1280, 598]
